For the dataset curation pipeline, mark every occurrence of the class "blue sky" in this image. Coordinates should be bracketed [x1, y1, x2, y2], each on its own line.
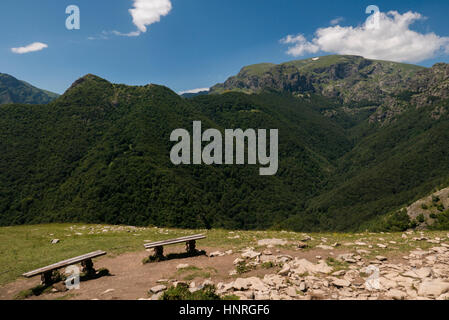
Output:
[1, 0, 449, 94]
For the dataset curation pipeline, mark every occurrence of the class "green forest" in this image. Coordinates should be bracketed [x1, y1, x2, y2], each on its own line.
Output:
[1, 56, 449, 232]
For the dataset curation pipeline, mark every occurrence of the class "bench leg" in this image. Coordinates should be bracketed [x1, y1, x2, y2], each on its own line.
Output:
[81, 259, 96, 276]
[41, 271, 53, 286]
[186, 240, 197, 254]
[154, 246, 164, 259]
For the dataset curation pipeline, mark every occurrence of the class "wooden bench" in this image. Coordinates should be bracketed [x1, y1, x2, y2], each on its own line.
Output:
[22, 250, 107, 286]
[144, 234, 206, 259]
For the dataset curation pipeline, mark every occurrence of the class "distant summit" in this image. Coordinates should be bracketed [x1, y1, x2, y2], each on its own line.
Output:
[210, 55, 425, 105]
[180, 88, 210, 98]
[0, 73, 59, 105]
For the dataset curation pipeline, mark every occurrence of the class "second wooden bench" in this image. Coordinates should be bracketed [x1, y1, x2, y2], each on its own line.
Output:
[144, 234, 206, 259]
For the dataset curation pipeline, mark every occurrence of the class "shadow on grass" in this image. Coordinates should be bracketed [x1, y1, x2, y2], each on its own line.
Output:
[143, 250, 207, 264]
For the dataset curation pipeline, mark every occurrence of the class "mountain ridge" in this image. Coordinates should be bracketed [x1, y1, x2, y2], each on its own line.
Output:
[210, 55, 449, 125]
[0, 72, 59, 105]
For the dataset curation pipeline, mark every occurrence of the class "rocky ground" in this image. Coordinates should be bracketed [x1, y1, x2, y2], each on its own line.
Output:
[155, 232, 449, 301]
[211, 235, 449, 300]
[1, 226, 449, 300]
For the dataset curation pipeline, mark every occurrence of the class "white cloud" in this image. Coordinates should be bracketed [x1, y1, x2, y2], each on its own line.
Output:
[129, 0, 172, 34]
[107, 0, 172, 38]
[111, 30, 141, 37]
[280, 34, 319, 57]
[281, 11, 449, 63]
[179, 88, 210, 95]
[88, 31, 110, 41]
[11, 42, 48, 54]
[330, 17, 344, 25]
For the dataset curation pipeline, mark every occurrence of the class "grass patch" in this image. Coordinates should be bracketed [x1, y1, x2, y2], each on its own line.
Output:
[261, 262, 276, 269]
[15, 284, 52, 300]
[326, 257, 349, 271]
[54, 293, 76, 300]
[161, 284, 221, 300]
[173, 266, 216, 281]
[236, 261, 255, 275]
[183, 272, 211, 281]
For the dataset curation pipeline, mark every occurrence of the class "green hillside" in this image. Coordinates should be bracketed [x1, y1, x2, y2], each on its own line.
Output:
[0, 73, 59, 105]
[1, 56, 449, 232]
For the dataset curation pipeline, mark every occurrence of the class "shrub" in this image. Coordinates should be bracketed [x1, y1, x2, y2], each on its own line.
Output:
[417, 214, 425, 223]
[161, 284, 221, 300]
[381, 210, 414, 232]
[261, 262, 275, 269]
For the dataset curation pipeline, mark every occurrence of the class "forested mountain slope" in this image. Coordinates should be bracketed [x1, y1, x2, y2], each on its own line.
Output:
[1, 56, 449, 231]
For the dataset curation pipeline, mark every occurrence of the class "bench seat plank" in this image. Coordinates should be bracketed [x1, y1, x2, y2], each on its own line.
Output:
[23, 250, 107, 278]
[144, 234, 205, 249]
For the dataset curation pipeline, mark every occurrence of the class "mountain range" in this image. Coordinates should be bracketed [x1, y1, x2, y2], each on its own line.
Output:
[1, 55, 449, 232]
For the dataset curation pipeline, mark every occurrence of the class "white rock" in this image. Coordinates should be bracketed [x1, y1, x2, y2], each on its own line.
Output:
[150, 285, 167, 294]
[379, 277, 397, 290]
[437, 293, 449, 300]
[386, 289, 406, 300]
[332, 270, 346, 277]
[51, 239, 60, 244]
[150, 292, 164, 300]
[242, 250, 261, 259]
[278, 265, 290, 276]
[209, 251, 225, 257]
[316, 245, 334, 250]
[418, 280, 449, 297]
[292, 259, 333, 275]
[415, 267, 432, 279]
[246, 277, 268, 292]
[100, 289, 115, 295]
[332, 279, 351, 288]
[285, 287, 297, 297]
[233, 278, 249, 291]
[176, 264, 190, 270]
[257, 239, 288, 246]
